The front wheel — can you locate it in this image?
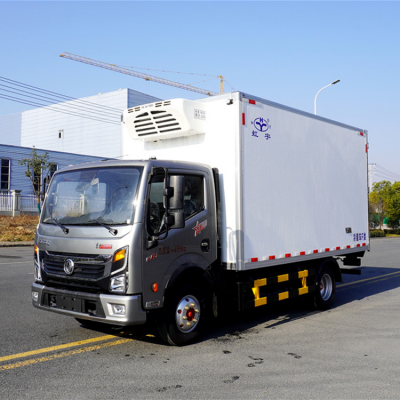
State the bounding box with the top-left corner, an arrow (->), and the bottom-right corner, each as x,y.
313,263 -> 336,310
157,284 -> 208,346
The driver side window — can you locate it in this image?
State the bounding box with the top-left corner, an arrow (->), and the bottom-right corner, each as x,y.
147,174 -> 204,236
182,175 -> 204,219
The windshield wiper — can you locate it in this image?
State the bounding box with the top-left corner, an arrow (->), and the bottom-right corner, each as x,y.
88,220 -> 118,236
47,218 -> 69,234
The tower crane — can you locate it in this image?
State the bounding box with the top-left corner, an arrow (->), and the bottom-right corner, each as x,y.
60,52 -> 224,96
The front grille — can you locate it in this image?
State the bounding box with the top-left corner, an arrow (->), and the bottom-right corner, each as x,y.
41,251 -> 112,282
44,259 -> 105,280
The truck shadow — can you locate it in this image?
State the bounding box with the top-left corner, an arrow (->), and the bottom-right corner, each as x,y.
78,266 -> 400,346
204,265 -> 400,343
334,265 -> 400,305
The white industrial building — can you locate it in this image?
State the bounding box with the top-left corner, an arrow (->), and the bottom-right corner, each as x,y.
0,88 -> 160,159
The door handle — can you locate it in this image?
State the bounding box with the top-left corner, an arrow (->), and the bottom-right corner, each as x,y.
201,239 -> 210,252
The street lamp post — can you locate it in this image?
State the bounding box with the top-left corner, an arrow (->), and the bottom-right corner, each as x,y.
368,163 -> 376,193
314,79 -> 340,115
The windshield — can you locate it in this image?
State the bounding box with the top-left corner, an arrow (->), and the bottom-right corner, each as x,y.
42,166 -> 143,226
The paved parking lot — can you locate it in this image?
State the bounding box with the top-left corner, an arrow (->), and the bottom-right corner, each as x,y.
1,239 -> 400,399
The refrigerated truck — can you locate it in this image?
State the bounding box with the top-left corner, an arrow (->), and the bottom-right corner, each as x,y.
32,92 -> 369,345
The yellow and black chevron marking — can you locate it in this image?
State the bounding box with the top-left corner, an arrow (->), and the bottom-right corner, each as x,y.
250,269 -> 315,308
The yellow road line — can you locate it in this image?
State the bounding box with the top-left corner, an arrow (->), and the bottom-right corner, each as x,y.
0,334 -> 117,363
0,339 -> 131,371
338,270 -> 400,289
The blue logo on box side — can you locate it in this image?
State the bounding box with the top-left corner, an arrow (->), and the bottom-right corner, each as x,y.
251,117 -> 272,140
253,117 -> 271,132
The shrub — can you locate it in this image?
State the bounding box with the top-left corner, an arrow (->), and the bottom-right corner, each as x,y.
384,228 -> 400,235
370,230 -> 386,238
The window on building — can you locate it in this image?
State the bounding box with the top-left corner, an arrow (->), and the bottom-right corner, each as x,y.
59,130 -> 64,139
48,164 -> 58,179
0,159 -> 10,191
44,164 -> 58,192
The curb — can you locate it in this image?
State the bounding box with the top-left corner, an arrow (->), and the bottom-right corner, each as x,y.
0,241 -> 34,247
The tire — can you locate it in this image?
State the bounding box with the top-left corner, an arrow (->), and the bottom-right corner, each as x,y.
313,263 -> 336,310
157,283 -> 208,346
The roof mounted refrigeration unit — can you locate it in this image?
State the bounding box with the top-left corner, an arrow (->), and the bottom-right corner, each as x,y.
123,99 -> 206,142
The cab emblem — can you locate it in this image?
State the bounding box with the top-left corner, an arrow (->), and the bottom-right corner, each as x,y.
64,259 -> 75,275
193,220 -> 207,237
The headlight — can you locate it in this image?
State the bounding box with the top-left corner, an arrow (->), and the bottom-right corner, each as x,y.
34,244 -> 42,283
110,274 -> 127,293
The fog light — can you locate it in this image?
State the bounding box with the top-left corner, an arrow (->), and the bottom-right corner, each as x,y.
111,304 -> 126,315
32,291 -> 39,302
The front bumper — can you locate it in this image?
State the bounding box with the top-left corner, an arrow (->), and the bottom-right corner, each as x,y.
31,282 -> 147,326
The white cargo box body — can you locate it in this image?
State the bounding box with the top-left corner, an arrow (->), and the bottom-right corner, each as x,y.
122,92 -> 369,271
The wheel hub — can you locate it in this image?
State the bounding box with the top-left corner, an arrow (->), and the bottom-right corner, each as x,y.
175,295 -> 200,333
320,274 -> 333,301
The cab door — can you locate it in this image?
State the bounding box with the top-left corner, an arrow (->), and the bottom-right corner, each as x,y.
141,168 -> 216,310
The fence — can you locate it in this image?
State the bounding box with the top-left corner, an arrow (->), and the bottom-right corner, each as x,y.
0,192 -> 13,212
0,191 -> 38,215
20,194 -> 38,212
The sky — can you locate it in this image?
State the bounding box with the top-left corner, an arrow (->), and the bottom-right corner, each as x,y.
0,1 -> 399,183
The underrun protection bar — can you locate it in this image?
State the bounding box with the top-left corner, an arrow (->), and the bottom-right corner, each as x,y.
240,269 -> 316,310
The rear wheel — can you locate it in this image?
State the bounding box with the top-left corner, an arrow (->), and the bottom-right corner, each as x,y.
157,283 -> 208,346
313,263 -> 336,310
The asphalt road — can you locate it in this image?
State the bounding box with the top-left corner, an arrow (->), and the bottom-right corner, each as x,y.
1,239 -> 400,399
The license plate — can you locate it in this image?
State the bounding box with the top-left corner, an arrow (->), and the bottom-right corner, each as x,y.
49,294 -> 83,312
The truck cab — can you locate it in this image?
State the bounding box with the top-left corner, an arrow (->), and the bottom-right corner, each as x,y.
32,159 -> 218,345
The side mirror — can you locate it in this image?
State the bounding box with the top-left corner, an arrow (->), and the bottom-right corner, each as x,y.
147,173 -> 185,249
147,237 -> 158,250
166,210 -> 185,229
163,175 -> 184,210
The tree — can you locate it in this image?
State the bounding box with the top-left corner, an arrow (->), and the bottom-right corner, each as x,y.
369,181 -> 392,229
369,180 -> 400,229
18,147 -> 53,215
385,181 -> 400,228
